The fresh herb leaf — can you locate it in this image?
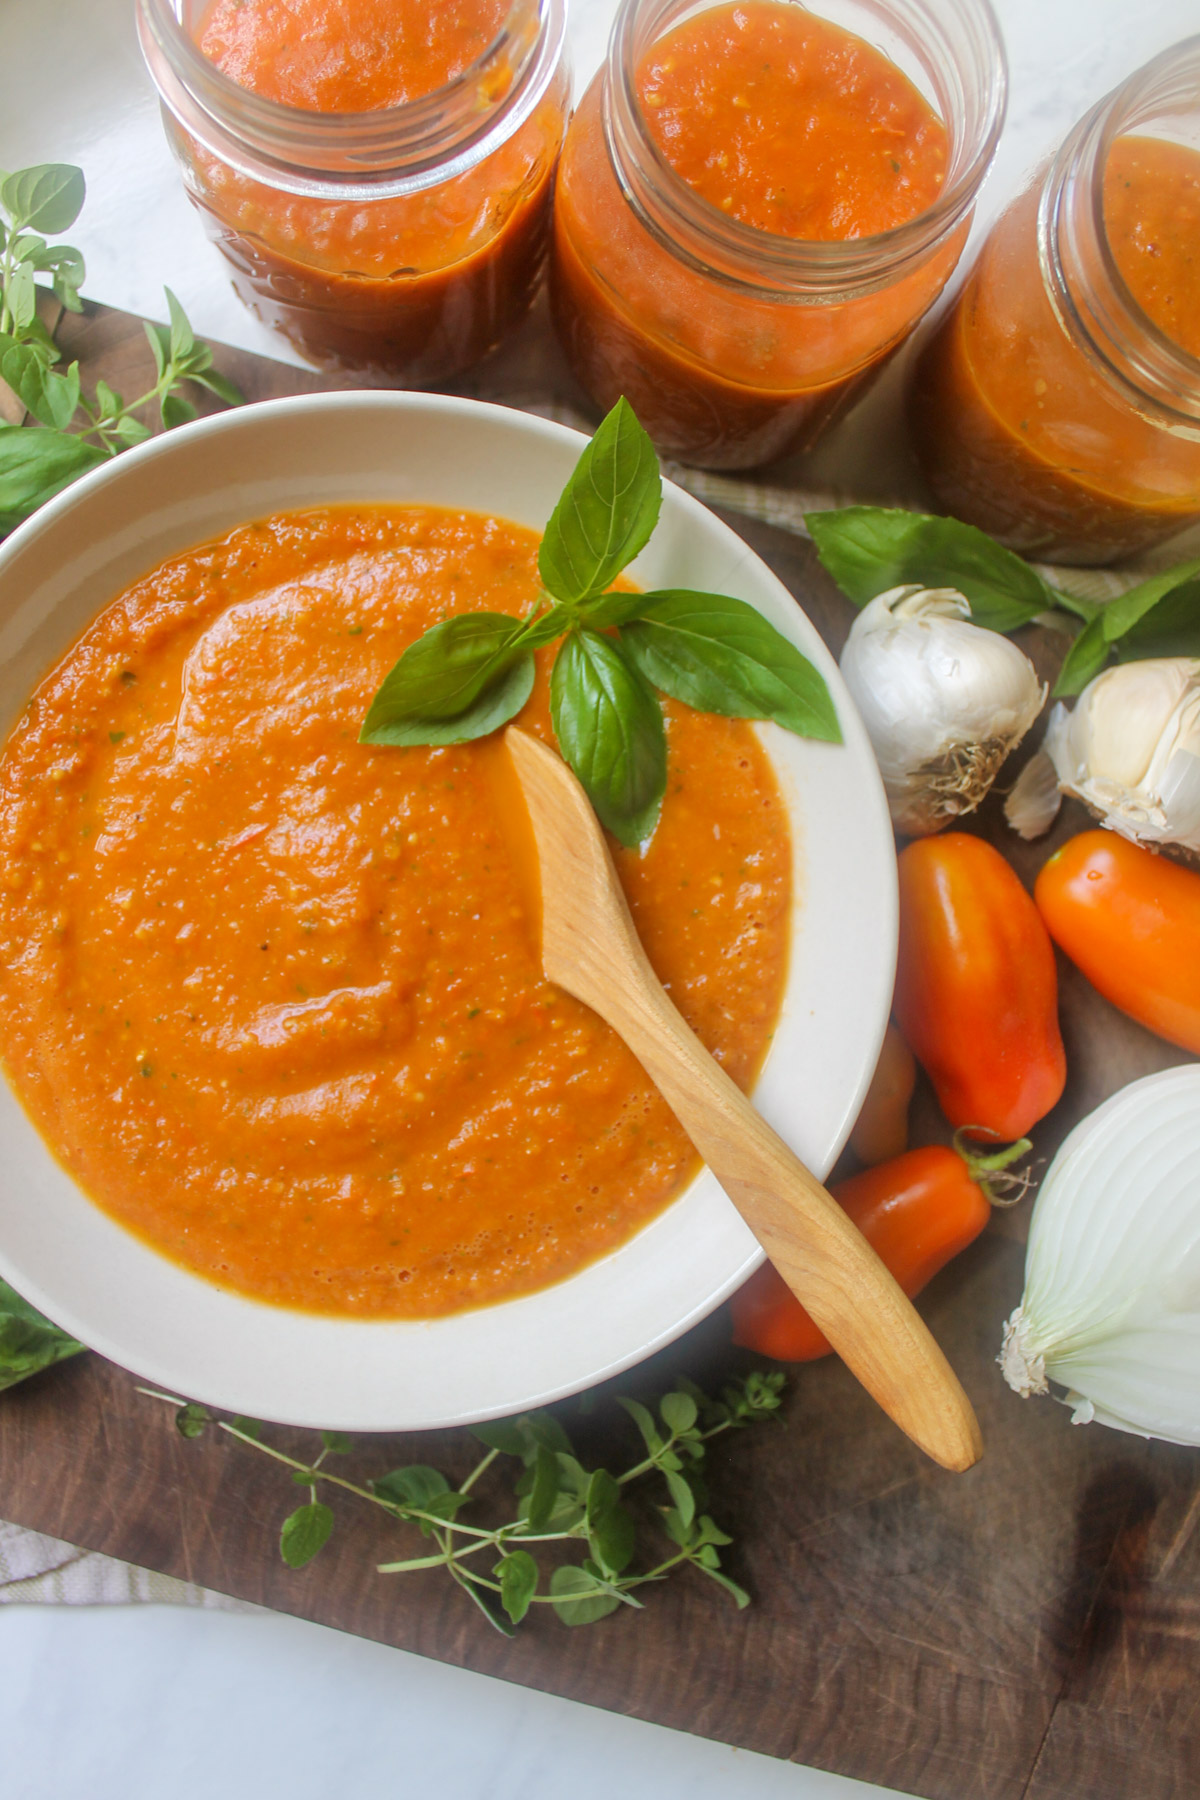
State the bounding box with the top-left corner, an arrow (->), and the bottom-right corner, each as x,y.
538,397 -> 661,603
0,165 -> 85,236
664,1468 -> 696,1528
468,1417 -> 530,1457
175,1401 -> 210,1439
524,1443 -> 563,1533
616,1395 -> 662,1456
807,505 -> 1057,633
0,1276 -> 84,1393
1053,616 -> 1111,697
1116,574 -> 1200,661
620,590 -> 841,742
550,628 -> 666,847
280,1501 -> 334,1569
0,344 -> 79,430
165,286 -> 195,363
659,1390 -> 698,1435
321,1428 -> 352,1455
229,1415 -> 264,1440
1101,559 -> 1200,642
585,1469 -> 636,1575
159,391 -> 197,432
371,1464 -> 450,1509
361,614 -> 531,745
6,260 -> 36,332
496,1549 -> 538,1625
0,427 -> 106,531
549,1564 -> 623,1627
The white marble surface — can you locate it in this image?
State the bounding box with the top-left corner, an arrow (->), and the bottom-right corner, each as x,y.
0,3 -> 1197,1796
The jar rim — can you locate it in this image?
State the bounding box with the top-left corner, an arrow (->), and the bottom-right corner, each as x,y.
1040,35 -> 1200,432
603,0 -> 1008,297
136,0 -> 566,200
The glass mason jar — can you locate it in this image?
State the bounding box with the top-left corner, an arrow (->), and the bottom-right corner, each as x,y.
550,0 -> 1006,471
137,0 -> 570,385
911,40 -> 1200,565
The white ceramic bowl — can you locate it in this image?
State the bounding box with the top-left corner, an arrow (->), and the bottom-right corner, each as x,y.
0,392 -> 895,1429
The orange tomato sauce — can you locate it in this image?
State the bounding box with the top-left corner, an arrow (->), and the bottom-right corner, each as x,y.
552,1 -> 957,468
184,0 -> 566,380
0,507 -> 790,1320
911,136 -> 1200,563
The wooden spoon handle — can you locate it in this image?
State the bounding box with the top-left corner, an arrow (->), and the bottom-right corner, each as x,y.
598,960 -> 982,1471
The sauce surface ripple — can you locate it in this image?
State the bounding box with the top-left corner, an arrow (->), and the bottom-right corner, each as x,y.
0,506 -> 791,1318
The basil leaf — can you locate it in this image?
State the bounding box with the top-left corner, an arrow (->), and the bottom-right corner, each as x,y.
468,1417 -> 531,1457
0,165 -> 85,236
362,612 -> 533,746
807,506 -> 1056,633
496,1550 -> 538,1626
279,1501 -> 334,1569
0,345 -> 79,429
1053,616 -> 1110,697
550,628 -> 666,847
539,397 -> 661,603
549,1564 -> 622,1627
0,427 -> 106,534
143,320 -> 169,382
579,589 -> 650,630
0,1275 -> 84,1394
621,590 -> 841,743
1101,560 -> 1200,642
320,1428 -> 352,1455
1116,575 -> 1200,661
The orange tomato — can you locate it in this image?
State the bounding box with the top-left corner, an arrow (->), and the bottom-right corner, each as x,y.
848,1024 -> 917,1166
894,834 -> 1066,1141
730,1144 -> 992,1362
1035,829 -> 1200,1054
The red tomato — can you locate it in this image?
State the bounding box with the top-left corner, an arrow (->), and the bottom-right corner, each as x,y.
894,833 -> 1066,1140
730,1145 -> 993,1362
1035,830 -> 1200,1054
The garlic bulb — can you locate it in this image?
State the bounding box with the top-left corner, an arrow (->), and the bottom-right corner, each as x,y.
1000,1066 -> 1200,1445
840,586 -> 1045,836
1006,657 -> 1200,853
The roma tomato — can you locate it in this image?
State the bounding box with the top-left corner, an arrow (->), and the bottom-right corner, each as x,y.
1035,830 -> 1200,1054
730,1143 -> 1003,1362
894,833 -> 1066,1141
848,1024 -> 916,1166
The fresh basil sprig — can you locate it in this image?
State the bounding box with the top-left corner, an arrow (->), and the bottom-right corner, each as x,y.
144,1369 -> 785,1633
807,504 -> 1200,699
0,163 -> 242,537
362,399 -> 841,847
0,1275 -> 84,1394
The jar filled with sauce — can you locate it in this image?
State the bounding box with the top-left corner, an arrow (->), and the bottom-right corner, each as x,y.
550,0 -> 1006,471
910,41 -> 1200,565
137,0 -> 569,383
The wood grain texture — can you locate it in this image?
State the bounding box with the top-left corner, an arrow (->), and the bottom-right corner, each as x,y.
506,724 -> 980,1473
2,296 -> 1198,1800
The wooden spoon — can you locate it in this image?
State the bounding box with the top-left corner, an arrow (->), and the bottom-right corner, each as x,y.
505,727 -> 983,1474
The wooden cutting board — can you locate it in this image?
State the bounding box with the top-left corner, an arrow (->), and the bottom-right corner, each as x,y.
2,296 -> 1198,1800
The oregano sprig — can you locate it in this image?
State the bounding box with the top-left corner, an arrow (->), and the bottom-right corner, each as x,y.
806,504 -> 1200,697
0,163 -> 242,537
360,398 -> 841,848
141,1370 -> 785,1634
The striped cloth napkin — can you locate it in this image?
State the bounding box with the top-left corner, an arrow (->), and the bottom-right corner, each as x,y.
0,1517 -> 246,1607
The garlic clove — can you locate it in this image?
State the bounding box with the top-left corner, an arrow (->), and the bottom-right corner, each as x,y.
1004,747 -> 1063,839
1039,657 -> 1200,854
839,584 -> 1046,836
